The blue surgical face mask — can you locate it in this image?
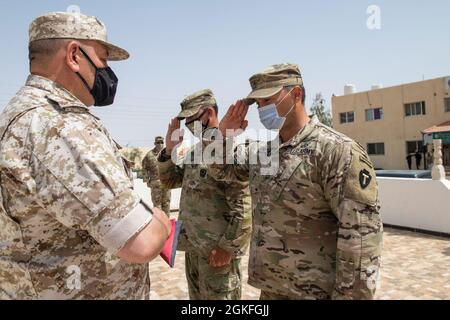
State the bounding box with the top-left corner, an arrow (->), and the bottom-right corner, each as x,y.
258,89 -> 295,131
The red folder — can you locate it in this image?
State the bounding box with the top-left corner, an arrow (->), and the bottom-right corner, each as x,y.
160,219 -> 182,268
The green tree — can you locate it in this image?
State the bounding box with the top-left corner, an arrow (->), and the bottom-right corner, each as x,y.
127,148 -> 143,166
310,93 -> 332,127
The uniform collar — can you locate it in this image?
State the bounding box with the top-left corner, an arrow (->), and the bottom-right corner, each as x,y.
279,115 -> 320,148
152,147 -> 162,156
25,74 -> 88,110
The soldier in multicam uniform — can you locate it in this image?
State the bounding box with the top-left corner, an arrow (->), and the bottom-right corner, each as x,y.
208,64 -> 384,300
142,137 -> 171,215
0,12 -> 172,300
157,89 -> 252,300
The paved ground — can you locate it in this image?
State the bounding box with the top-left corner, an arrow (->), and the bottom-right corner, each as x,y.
148,226 -> 450,300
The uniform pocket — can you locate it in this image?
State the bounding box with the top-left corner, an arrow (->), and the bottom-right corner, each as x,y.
336,259 -> 356,288
203,258 -> 242,298
360,256 -> 381,293
359,213 -> 383,294
206,272 -> 240,294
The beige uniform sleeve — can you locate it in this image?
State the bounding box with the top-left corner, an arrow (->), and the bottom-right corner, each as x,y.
33,113 -> 152,254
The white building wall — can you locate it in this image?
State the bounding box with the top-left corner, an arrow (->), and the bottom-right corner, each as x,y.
378,178 -> 450,234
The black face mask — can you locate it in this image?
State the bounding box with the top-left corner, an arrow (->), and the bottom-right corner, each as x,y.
76,47 -> 119,107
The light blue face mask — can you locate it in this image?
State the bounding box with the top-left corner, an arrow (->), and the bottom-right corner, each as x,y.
258,89 -> 296,131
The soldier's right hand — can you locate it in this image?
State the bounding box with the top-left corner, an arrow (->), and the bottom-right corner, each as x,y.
219,100 -> 249,137
166,117 -> 184,155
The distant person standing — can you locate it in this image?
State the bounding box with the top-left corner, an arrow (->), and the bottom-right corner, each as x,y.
415,149 -> 422,170
406,153 -> 414,170
142,137 -> 171,216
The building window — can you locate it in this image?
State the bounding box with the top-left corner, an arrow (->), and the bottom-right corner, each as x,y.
367,143 -> 385,155
365,108 -> 384,121
405,101 -> 426,117
406,141 -> 423,154
339,112 -> 354,124
445,98 -> 450,113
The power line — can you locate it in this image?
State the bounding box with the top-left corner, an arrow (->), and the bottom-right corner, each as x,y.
117,95 -> 181,102
94,108 -> 175,115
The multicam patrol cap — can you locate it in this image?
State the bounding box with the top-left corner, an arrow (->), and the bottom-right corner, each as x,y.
177,89 -> 217,120
246,63 -> 303,103
29,12 -> 129,61
155,136 -> 164,144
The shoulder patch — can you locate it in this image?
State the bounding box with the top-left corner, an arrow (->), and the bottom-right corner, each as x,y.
359,169 -> 372,189
344,143 -> 377,206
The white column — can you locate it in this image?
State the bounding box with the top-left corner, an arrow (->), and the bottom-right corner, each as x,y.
432,139 -> 446,181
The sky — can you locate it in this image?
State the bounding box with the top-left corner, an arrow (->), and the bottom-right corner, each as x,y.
0,0 -> 449,147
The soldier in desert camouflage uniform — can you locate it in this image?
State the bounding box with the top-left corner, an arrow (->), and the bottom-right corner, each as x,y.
142,137 -> 171,215
0,12 -> 171,300
157,89 -> 252,300
208,64 -> 383,300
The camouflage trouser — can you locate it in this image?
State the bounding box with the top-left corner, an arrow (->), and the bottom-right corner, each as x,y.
149,180 -> 171,216
185,249 -> 242,300
260,290 -> 298,300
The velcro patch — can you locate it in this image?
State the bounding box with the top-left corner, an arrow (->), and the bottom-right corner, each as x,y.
344,144 -> 377,206
359,169 -> 372,189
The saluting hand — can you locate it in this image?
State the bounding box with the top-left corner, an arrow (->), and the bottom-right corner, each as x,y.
166,117 -> 184,155
219,100 -> 249,138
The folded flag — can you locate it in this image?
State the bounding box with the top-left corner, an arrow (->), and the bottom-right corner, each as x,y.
160,219 -> 183,268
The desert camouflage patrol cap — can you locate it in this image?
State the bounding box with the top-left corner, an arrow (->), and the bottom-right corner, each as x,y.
177,89 -> 217,120
246,63 -> 303,104
155,136 -> 164,144
29,12 -> 129,61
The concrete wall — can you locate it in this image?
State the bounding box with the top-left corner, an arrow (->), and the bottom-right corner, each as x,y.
378,177 -> 450,234
332,77 -> 450,170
